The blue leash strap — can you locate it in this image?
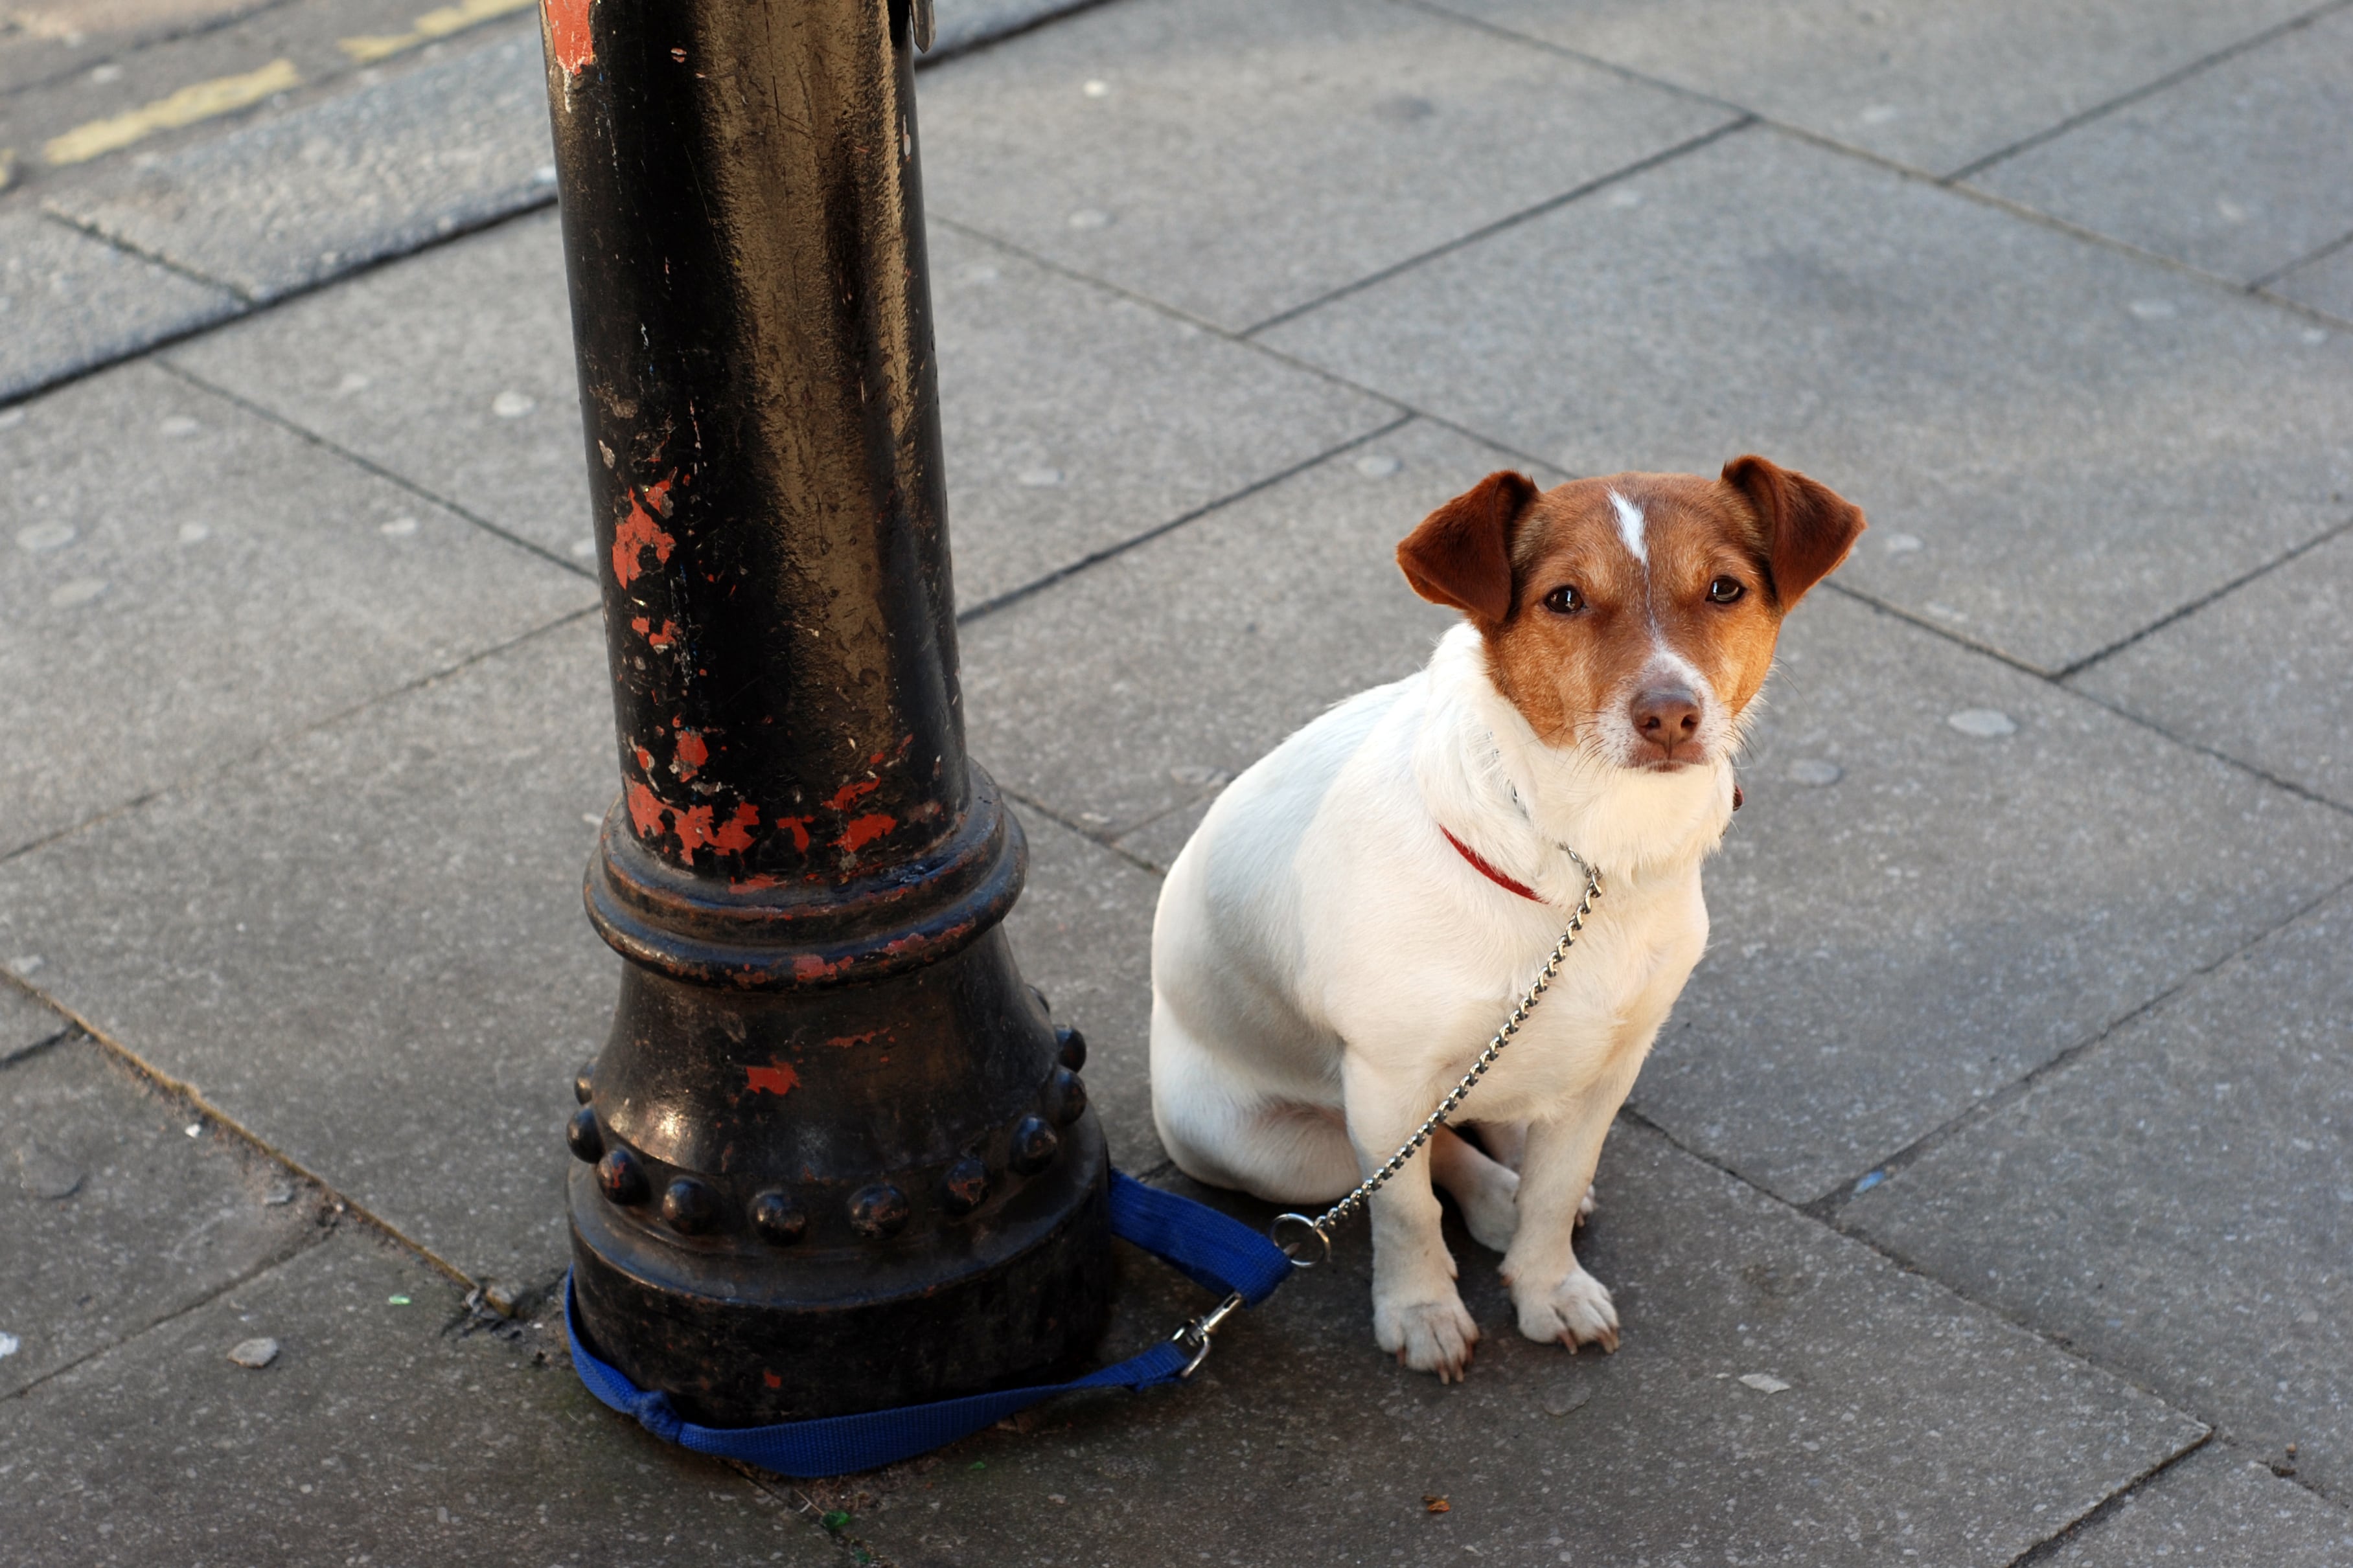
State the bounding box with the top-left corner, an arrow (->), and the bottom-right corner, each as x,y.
564,1170 -> 1296,1478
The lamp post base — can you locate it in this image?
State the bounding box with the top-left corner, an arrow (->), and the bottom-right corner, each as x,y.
568,1115 -> 1108,1426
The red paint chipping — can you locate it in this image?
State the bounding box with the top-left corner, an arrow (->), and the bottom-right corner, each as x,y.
544,0 -> 594,74
674,729 -> 709,777
826,778 -> 880,811
647,620 -> 676,650
670,804 -> 717,853
826,1030 -> 880,1050
633,744 -> 654,771
610,477 -> 677,587
628,778 -> 757,859
793,954 -> 836,982
763,1370 -> 782,1389
838,813 -> 895,852
626,781 -> 665,838
745,1061 -> 800,1096
776,815 -> 812,852
714,802 -> 758,852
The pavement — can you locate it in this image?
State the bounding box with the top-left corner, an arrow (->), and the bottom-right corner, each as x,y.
4,0 -> 2352,1563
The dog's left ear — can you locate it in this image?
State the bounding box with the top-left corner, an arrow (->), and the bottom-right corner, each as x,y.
1721,455 -> 1866,609
1396,470 -> 1540,626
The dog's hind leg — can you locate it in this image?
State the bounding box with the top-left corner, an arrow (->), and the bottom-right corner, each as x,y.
1151,999 -> 1357,1205
1471,1119 -> 1528,1172
1429,1125 -> 1519,1253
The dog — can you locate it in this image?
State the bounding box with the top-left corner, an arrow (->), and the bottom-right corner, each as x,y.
1148,456 -> 1864,1380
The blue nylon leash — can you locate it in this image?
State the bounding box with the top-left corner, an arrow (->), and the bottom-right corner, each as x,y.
565,1171 -> 1296,1478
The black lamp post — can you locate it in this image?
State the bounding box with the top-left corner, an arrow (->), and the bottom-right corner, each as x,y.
542,0 -> 1110,1424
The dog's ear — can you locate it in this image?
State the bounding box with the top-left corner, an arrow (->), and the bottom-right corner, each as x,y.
1721,455 -> 1866,609
1397,470 -> 1541,625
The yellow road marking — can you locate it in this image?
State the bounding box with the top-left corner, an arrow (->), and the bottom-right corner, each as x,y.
339,0 -> 536,65
44,58 -> 301,166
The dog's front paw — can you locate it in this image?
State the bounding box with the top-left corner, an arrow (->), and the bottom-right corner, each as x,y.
1375,1293 -> 1480,1383
1513,1267 -> 1620,1354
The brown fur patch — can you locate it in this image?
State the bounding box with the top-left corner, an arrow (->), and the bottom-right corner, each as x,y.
1400,460 -> 1864,762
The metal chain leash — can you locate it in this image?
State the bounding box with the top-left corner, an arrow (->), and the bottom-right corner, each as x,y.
1171,848 -> 1603,1374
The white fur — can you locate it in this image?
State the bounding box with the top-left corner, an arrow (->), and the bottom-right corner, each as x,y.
1609,489 -> 1647,566
1151,622 -> 1734,1379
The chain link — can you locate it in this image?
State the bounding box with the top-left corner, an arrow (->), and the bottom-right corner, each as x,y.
1272,847 -> 1603,1261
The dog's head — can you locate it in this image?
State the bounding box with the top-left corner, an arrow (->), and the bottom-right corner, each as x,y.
1397,457 -> 1865,771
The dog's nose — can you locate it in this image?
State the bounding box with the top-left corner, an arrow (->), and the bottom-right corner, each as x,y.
1630,687 -> 1701,758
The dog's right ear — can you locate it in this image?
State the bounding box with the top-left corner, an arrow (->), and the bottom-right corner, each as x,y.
1396,470 -> 1539,626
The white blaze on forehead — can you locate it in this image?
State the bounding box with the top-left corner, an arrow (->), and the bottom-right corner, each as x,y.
1609,489 -> 1647,566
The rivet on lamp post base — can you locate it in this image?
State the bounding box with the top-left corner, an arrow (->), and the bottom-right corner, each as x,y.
541,0 -> 1110,1424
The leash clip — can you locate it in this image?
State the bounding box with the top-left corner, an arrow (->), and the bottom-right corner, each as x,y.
1170,1290 -> 1246,1378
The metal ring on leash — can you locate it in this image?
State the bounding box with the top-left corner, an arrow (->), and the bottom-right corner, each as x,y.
1269,1212 -> 1331,1269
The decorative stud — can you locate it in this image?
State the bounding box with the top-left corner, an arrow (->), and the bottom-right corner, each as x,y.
848,1182 -> 911,1240
573,1064 -> 595,1104
566,1105 -> 604,1162
596,1147 -> 648,1205
1009,1114 -> 1059,1175
750,1190 -> 808,1246
1045,1067 -> 1087,1127
662,1177 -> 718,1234
941,1155 -> 990,1216
1054,1025 -> 1086,1071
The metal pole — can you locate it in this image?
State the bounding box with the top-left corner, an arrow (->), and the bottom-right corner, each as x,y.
542,0 -> 1108,1424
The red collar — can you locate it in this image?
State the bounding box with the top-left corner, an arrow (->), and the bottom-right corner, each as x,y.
1439,826 -> 1543,903
1442,779 -> 1737,904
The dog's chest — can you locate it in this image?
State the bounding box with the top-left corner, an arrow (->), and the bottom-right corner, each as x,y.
1472,879 -> 1703,1102
1311,858 -> 1707,1111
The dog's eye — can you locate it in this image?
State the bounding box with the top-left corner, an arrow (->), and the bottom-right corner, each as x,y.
1543,585 -> 1584,615
1706,576 -> 1745,604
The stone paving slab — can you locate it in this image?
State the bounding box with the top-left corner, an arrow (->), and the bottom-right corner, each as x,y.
958,411 -> 2353,1203
0,1034 -> 326,1398
1639,590 -> 2353,1202
928,224 -> 1398,606
918,0 -> 1734,332
0,1228 -> 834,1567
0,211 -> 238,402
0,981 -> 69,1065
2045,1446 -> 2353,1566
1849,883 -> 2353,1502
0,617 -> 615,1290
46,32 -> 555,304
1260,126 -> 2353,676
0,359 -> 593,857
1427,0 -> 2319,179
2273,240 -> 2353,321
165,210 -> 594,562
1108,795 -> 1209,874
930,0 -> 1105,61
1001,810 -> 1165,1174
840,1123 -> 2201,1566
2070,525 -> 2353,809
0,0 -> 526,196
170,208 -> 1396,607
1968,6 -> 2353,285
960,420 -> 1513,837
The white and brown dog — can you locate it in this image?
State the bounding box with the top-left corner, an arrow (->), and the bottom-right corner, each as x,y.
1149,457 -> 1864,1380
